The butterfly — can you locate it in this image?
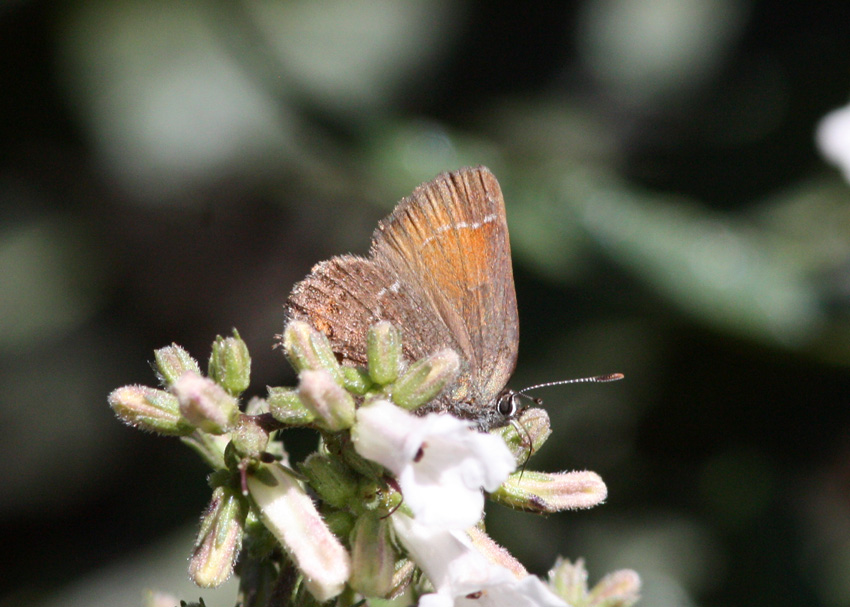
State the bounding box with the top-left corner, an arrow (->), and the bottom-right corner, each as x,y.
284,167 -> 522,431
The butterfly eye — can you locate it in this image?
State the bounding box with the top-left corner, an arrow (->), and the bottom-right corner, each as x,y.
497,391 -> 517,417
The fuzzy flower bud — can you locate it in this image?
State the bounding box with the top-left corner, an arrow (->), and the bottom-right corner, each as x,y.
490,470 -> 607,513
548,558 -> 641,607
188,486 -> 246,588
173,371 -> 239,434
298,369 -> 356,431
465,526 -> 528,579
208,330 -> 251,396
299,452 -> 359,509
392,348 -> 460,411
495,407 -> 552,462
549,556 -> 588,605
267,387 -> 316,426
247,463 -> 351,602
588,569 -> 642,607
341,366 -> 373,395
367,321 -> 402,385
282,321 -> 343,383
230,414 -> 270,459
154,344 -> 201,387
108,385 -> 194,436
348,511 -> 396,597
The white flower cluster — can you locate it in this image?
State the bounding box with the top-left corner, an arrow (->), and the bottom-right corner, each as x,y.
353,399 -> 563,606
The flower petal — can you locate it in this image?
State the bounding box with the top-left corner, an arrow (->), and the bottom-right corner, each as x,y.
353,400 -> 515,529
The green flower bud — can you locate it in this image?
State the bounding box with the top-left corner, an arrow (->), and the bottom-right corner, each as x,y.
188,486 -> 246,588
341,366 -> 373,395
298,370 -> 355,432
173,371 -> 240,434
267,387 -> 316,426
367,321 -> 401,385
323,509 -> 356,540
392,348 -> 460,411
154,344 -> 201,387
208,330 -> 251,396
282,321 -> 343,384
299,453 -> 359,509
548,557 -> 589,605
108,385 -> 194,436
349,511 -> 396,597
489,470 -> 607,513
494,407 -> 552,462
230,414 -> 270,459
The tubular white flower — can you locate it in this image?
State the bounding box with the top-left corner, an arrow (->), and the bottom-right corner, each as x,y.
246,463 -> 351,602
392,514 -> 567,607
352,400 -> 515,529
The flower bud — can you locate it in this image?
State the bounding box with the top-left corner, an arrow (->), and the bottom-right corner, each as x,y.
588,569 -> 642,607
391,348 -> 460,411
341,366 -> 373,395
367,321 -> 401,385
247,463 -> 351,602
108,385 -> 194,436
548,557 -> 588,604
244,396 -> 268,416
173,371 -> 240,434
299,452 -> 359,508
323,509 -> 357,540
188,486 -> 246,588
465,526 -> 527,579
494,407 -> 552,462
282,321 -> 343,383
489,470 -> 607,513
298,369 -> 356,431
208,330 -> 251,396
230,414 -> 270,459
349,511 -> 396,597
154,344 -> 201,387
267,387 -> 316,426
548,558 -> 642,607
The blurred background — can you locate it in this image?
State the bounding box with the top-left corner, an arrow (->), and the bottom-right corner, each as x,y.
3,1 -> 850,606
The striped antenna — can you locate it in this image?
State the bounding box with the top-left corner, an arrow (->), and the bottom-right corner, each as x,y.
515,373 -> 624,405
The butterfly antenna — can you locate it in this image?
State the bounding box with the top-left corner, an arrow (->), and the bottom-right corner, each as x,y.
517,373 -> 624,399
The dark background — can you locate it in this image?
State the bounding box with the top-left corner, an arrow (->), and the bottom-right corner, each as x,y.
3,2 -> 850,606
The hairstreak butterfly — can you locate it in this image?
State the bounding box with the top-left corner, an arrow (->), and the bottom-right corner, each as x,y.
285,166 -> 619,431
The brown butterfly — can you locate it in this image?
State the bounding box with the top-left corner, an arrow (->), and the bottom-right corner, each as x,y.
285,167 -> 520,430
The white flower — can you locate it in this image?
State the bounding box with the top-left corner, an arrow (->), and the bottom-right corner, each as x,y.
246,463 -> 351,602
817,103 -> 850,182
392,514 -> 567,607
352,400 -> 516,529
